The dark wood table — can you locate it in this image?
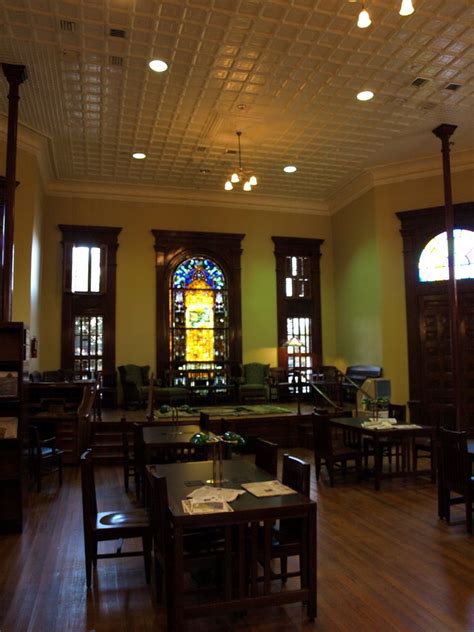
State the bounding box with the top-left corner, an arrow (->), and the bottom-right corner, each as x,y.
330,417 -> 436,490
142,423 -> 201,463
146,459 -> 317,630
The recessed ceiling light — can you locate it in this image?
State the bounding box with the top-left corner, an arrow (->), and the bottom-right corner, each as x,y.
283,165 -> 297,173
149,59 -> 168,73
357,90 -> 374,101
132,152 -> 146,160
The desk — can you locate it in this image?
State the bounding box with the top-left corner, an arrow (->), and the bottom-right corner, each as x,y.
147,459 -> 317,630
330,417 -> 436,491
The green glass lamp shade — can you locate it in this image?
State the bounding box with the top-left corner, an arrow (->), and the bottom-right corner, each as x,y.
222,430 -> 246,446
190,431 -> 211,445
159,404 -> 171,414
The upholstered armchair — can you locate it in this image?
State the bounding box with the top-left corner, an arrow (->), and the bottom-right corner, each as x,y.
238,363 -> 270,403
118,364 -> 152,409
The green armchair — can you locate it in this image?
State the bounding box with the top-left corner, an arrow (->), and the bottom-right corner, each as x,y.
118,364 -> 152,409
239,363 -> 270,403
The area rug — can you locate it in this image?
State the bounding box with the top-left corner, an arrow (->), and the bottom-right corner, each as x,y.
156,403 -> 293,419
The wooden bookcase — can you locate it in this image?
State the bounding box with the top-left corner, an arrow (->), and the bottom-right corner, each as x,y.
0,321 -> 27,533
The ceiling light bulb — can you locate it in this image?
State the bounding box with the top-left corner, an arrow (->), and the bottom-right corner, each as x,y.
357,90 -> 374,101
399,0 -> 414,16
148,59 -> 168,73
283,165 -> 297,173
224,180 -> 233,191
231,172 -> 240,183
249,175 -> 257,186
357,8 -> 371,28
132,152 -> 146,159
243,181 -> 252,191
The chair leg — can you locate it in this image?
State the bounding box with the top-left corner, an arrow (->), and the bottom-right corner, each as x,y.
280,555 -> 288,583
466,497 -> 473,535
124,462 -> 129,493
315,457 -> 321,481
143,534 -> 152,583
327,459 -> 335,487
84,538 -> 93,588
58,455 -> 63,487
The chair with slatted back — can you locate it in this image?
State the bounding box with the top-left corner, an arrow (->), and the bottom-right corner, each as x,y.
28,425 -> 64,492
438,427 -> 473,534
363,403 -> 407,470
313,413 -> 361,486
121,416 -> 135,493
80,449 -> 152,588
272,454 -> 311,582
255,438 -> 278,477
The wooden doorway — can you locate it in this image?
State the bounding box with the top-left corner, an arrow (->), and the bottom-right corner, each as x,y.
397,202 -> 474,431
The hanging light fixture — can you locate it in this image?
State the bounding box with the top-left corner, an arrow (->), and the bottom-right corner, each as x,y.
399,0 -> 415,16
349,1 -> 414,27
357,4 -> 371,28
224,131 -> 258,192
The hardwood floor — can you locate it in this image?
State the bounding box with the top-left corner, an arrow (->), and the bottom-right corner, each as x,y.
0,450 -> 473,632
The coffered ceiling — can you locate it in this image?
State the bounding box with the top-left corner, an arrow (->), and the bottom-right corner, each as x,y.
0,0 -> 473,204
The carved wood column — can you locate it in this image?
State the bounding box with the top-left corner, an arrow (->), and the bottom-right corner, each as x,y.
1,64 -> 27,322
432,123 -> 463,429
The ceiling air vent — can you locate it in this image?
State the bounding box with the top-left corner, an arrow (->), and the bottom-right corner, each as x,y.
411,77 -> 430,88
420,101 -> 437,111
109,56 -> 123,67
225,149 -> 237,155
60,20 -> 76,32
110,28 -> 126,38
446,83 -> 461,91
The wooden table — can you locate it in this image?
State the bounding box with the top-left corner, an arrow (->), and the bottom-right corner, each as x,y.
142,423 -> 202,463
330,417 -> 436,490
146,459 -> 317,630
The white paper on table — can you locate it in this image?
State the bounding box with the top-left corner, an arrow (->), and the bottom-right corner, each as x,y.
182,498 -> 234,514
241,480 -> 297,497
186,485 -> 245,503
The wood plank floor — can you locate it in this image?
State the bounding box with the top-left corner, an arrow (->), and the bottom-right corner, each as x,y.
0,449 -> 473,632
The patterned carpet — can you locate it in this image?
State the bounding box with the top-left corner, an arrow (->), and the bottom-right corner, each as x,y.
156,403 -> 293,419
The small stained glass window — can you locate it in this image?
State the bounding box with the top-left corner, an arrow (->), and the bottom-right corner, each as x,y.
418,229 -> 474,282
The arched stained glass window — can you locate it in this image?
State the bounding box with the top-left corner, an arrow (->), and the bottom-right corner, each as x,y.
170,257 -> 229,381
418,229 -> 474,282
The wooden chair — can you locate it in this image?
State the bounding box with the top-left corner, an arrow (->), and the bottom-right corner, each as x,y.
28,425 -> 63,492
363,403 -> 407,470
438,428 -> 473,534
80,449 -> 152,588
271,454 -> 311,583
121,416 -> 135,493
313,414 -> 361,486
255,438 -> 278,477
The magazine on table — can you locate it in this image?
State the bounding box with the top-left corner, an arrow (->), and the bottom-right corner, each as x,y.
241,480 -> 297,497
182,498 -> 234,515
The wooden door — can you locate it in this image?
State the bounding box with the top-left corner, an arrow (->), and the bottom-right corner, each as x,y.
397,202 -> 474,431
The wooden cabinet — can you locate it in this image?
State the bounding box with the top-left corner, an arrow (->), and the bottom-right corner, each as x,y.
0,322 -> 28,533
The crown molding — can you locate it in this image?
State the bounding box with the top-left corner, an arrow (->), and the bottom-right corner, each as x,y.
45,179 -> 330,216
0,116 -> 55,184
326,148 -> 474,215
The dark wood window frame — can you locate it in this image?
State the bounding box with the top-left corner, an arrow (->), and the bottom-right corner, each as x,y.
152,229 -> 245,383
59,224 -> 121,383
272,236 -> 324,369
397,201 -> 474,430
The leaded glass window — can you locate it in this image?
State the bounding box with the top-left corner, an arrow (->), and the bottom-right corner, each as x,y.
418,229 -> 474,282
170,257 -> 228,380
286,317 -> 312,393
74,315 -> 103,376
285,256 -> 311,298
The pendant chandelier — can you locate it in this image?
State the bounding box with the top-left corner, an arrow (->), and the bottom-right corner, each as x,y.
224,131 -> 258,192
350,0 -> 414,29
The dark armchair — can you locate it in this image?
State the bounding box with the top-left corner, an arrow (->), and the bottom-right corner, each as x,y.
238,362 -> 270,403
118,364 -> 152,409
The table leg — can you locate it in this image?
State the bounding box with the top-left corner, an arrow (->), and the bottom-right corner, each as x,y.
373,434 -> 382,491
168,524 -> 184,631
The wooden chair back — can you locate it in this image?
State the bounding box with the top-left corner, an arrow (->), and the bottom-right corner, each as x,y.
388,403 -> 406,422
312,414 -> 333,458
439,427 -> 470,495
255,438 -> 278,476
149,473 -> 169,555
282,454 -> 310,498
80,449 -> 98,536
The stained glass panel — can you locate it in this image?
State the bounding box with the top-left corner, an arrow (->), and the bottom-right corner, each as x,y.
419,229 -> 474,282
170,257 -> 228,369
